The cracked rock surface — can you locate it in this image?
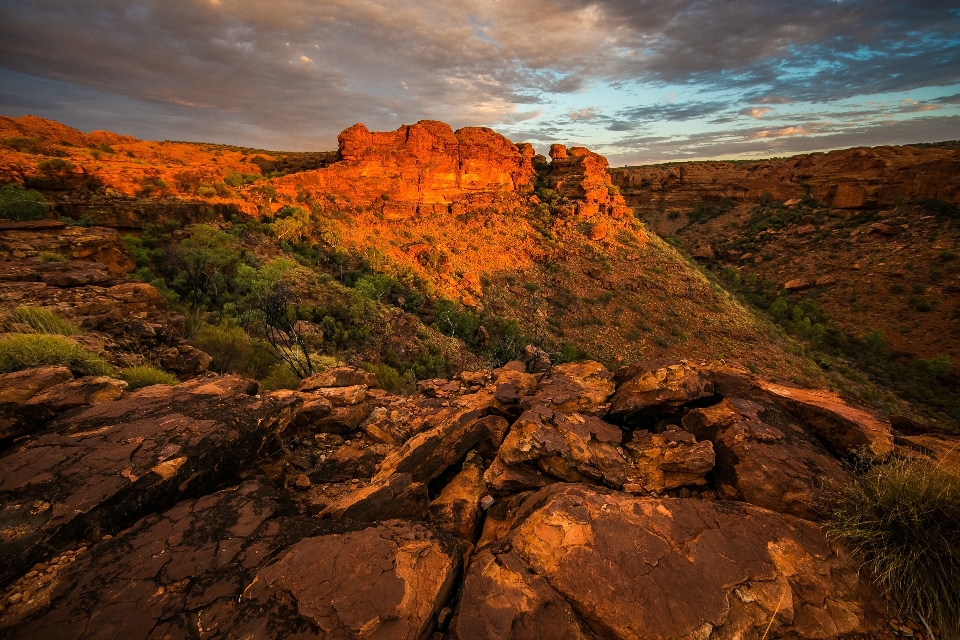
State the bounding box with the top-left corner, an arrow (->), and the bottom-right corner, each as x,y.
0,480 -> 461,640
0,376 -> 297,586
452,484 -> 887,640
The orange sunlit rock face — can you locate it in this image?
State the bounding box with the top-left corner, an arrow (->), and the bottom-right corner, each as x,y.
546,144 -> 630,218
273,120 -> 536,218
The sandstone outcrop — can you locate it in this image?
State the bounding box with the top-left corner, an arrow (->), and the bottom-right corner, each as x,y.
0,376 -> 297,586
0,480 -> 461,640
683,398 -> 848,518
453,485 -> 888,639
0,224 -> 133,276
274,120 -> 536,218
0,353 -> 908,638
546,144 -> 631,218
610,142 -> 960,217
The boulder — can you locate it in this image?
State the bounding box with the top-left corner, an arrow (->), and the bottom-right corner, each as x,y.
524,361 -> 615,416
453,485 -> 887,640
684,398 -> 848,518
308,442 -> 391,483
0,366 -> 74,443
497,406 -> 629,488
428,452 -> 487,541
758,382 -> 893,457
312,383 -> 368,406
0,480 -> 461,640
299,366 -> 377,391
608,361 -> 714,416
521,345 -> 552,373
373,395 -> 495,483
17,376 -> 127,423
624,427 -> 715,493
159,344 -> 212,375
483,455 -> 555,492
288,393 -> 334,430
312,401 -> 372,434
0,376 -> 297,587
320,473 -> 429,522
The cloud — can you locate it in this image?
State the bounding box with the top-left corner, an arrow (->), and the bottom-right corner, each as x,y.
897,99 -> 941,113
604,115 -> 960,165
750,126 -> 812,139
739,106 -> 773,118
0,0 -> 957,153
568,107 -> 599,121
757,95 -> 793,104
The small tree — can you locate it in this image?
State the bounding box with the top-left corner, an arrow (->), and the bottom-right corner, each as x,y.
0,183 -> 49,221
36,158 -> 75,188
258,283 -> 313,378
170,225 -> 242,315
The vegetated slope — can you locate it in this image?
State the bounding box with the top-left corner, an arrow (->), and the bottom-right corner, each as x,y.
610,146 -> 960,427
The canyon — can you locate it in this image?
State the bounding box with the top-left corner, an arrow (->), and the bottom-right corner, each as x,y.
0,115 -> 958,639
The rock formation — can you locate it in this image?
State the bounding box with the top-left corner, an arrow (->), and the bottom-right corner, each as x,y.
3,351 -> 951,638
545,143 -> 631,218
273,120 -> 537,218
609,142 -> 960,215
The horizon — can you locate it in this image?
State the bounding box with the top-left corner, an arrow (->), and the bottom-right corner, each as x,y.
4,112 -> 958,168
1,1 -> 959,165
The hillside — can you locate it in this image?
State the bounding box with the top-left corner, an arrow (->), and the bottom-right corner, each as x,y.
0,115 -> 818,384
609,146 -> 960,426
2,115 -> 960,639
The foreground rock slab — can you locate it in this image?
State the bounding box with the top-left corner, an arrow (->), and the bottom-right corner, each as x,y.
0,376 -> 298,587
453,484 -> 887,640
758,382 -> 893,458
0,480 -> 461,640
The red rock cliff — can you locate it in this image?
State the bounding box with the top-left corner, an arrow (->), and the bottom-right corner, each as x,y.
275,120 -> 537,218
610,142 -> 960,215
547,144 -> 630,218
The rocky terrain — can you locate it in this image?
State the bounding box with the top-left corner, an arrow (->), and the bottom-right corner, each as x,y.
610,145 -> 960,426
1,115 -> 959,638
3,345 -> 956,638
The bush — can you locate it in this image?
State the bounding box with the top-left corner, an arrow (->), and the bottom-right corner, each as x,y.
0,334 -> 114,375
824,457 -> 960,637
192,322 -> 254,374
38,251 -> 67,263
260,363 -> 301,390
120,365 -> 178,390
363,362 -> 416,394
14,306 -> 80,335
0,183 -> 49,221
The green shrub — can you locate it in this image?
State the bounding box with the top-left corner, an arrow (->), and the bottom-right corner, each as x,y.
14,306 -> 80,335
260,363 -> 301,390
0,183 -> 49,221
38,251 -> 67,263
192,322 -> 254,374
824,457 -> 960,637
916,301 -> 932,312
363,362 -> 416,394
0,334 -> 114,375
120,365 -> 178,389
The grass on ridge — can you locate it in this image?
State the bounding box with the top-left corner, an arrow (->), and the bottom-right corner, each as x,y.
12,306 -> 81,335
119,365 -> 179,390
0,333 -> 114,376
823,455 -> 960,637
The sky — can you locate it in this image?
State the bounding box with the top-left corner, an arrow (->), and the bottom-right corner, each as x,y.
1,0 -> 959,164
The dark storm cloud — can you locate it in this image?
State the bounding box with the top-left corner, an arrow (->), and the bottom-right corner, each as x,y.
0,0 -> 957,152
589,0 -> 960,100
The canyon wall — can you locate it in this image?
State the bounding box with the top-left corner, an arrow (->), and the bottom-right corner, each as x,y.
609,142 -> 960,215
273,120 -> 537,218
